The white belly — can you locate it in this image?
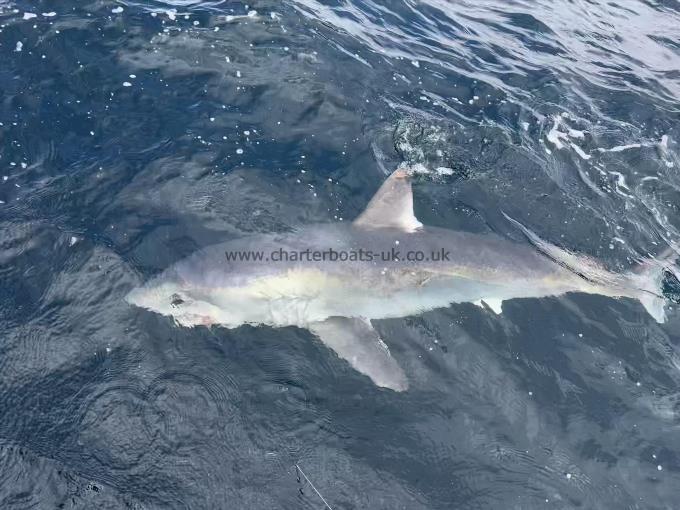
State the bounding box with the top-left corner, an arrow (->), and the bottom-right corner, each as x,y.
200,269 -> 581,328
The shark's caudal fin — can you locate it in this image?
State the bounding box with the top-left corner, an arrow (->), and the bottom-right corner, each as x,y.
504,212 -> 679,323
628,246 -> 679,323
308,317 -> 408,391
354,167 -> 423,232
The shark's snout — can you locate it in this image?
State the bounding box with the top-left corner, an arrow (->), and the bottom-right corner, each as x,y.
124,287 -> 145,307
125,280 -> 224,328
125,282 -> 174,311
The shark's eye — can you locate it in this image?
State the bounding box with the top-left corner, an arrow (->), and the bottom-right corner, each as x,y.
170,294 -> 185,307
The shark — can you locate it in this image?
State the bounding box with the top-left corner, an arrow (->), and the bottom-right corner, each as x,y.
126,167 -> 678,391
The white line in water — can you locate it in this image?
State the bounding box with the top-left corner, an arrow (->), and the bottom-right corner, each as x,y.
295,463 -> 334,510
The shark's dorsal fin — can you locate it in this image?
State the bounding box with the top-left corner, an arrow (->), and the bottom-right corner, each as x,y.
354,167 -> 423,232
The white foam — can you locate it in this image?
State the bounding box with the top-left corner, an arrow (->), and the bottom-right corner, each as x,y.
609,171 -> 630,190
222,10 -> 258,22
570,143 -> 591,160
408,163 -> 430,175
546,114 -> 594,160
608,171 -> 634,198
435,167 -> 454,176
596,144 -> 642,153
546,116 -> 568,149
402,163 -> 455,178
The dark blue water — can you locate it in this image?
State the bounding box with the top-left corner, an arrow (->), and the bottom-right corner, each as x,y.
1,0 -> 679,508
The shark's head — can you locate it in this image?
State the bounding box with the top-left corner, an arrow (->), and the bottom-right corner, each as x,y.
125,270 -> 221,327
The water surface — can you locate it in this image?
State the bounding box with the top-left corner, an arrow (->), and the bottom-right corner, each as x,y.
1,0 -> 679,508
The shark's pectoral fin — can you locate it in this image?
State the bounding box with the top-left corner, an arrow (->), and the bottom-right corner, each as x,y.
353,167 -> 422,232
308,317 -> 408,391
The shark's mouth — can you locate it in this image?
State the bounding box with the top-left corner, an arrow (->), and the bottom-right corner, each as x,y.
175,312 -> 218,328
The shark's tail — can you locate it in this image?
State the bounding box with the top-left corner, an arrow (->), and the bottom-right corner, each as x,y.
627,246 -> 679,323
503,212 -> 628,287
503,212 -> 679,322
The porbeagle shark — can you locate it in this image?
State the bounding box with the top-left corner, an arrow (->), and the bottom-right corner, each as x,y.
126,167 -> 678,390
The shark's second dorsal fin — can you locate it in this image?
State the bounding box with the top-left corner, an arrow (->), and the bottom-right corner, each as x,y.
353,167 -> 423,232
